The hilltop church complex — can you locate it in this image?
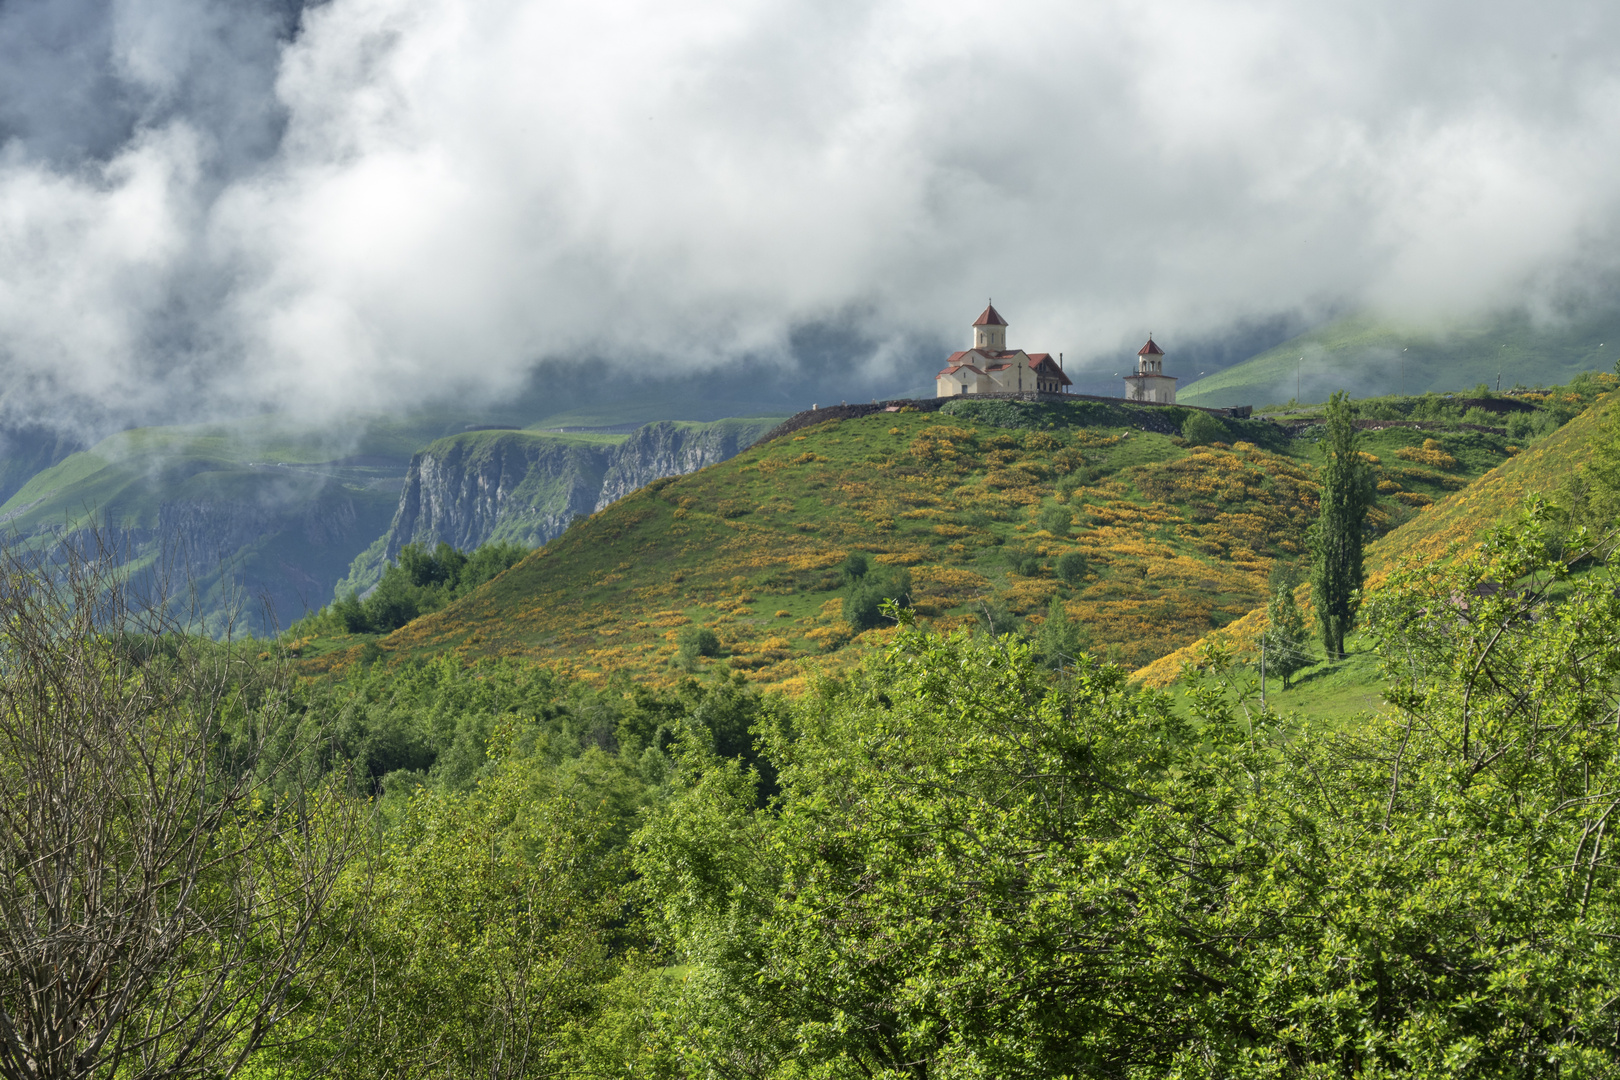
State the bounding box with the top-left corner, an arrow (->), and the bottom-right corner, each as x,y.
935,304 -> 1177,404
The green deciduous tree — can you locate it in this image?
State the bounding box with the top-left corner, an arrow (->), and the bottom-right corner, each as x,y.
1033,593 -> 1091,669
1038,503 -> 1072,535
0,538 -> 365,1080
1055,549 -> 1089,584
1258,585 -> 1311,689
633,509 -> 1620,1076
319,726 -> 629,1080
326,540 -> 529,635
1310,390 -> 1374,659
1181,410 -> 1228,446
844,566 -> 911,631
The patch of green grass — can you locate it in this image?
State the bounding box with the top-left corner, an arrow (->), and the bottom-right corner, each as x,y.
1258,637 -> 1385,723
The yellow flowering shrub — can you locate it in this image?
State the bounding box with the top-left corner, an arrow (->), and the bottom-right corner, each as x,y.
1396,439 -> 1457,470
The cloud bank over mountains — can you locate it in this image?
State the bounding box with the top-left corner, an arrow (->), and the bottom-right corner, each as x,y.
1,0 -> 1618,428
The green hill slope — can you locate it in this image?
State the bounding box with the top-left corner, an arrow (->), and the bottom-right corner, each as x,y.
1133,376 -> 1619,706
298,397 -> 1533,688
1178,309 -> 1620,408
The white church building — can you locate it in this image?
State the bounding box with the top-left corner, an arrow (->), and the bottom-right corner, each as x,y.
935,304 -> 1072,397
935,305 -> 1179,404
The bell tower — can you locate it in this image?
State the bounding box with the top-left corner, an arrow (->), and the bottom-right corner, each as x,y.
972,301 -> 1007,351
1123,335 -> 1177,403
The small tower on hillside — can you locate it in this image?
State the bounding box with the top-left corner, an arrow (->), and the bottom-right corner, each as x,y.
1123,335 -> 1177,404
972,301 -> 1007,350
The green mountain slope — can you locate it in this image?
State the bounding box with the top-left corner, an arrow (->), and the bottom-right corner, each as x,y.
1178,309 -> 1620,408
296,396 -> 1534,688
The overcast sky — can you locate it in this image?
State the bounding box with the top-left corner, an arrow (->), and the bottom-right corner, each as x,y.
0,0 -> 1617,428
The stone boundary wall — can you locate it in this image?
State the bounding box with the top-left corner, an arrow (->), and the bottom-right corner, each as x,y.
758,398 -> 949,444
757,391 -> 1252,446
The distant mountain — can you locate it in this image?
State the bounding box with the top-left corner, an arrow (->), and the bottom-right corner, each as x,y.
0,422 -> 409,636
0,411 -> 781,635
1178,310 -> 1620,407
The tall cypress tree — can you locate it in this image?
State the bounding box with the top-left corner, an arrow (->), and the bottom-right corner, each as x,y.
1310,391 -> 1374,660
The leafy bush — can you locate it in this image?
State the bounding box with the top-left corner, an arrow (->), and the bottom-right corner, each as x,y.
1008,551 -> 1042,577
674,625 -> 723,670
1181,410 -> 1228,446
1055,550 -> 1088,584
1037,504 -> 1072,536
845,567 -> 912,631
683,626 -> 721,657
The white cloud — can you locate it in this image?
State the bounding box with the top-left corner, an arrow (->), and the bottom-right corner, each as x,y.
3,0 -> 1620,420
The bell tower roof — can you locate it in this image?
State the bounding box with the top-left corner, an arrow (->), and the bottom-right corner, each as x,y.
973,302 -> 1008,327
1138,335 -> 1164,356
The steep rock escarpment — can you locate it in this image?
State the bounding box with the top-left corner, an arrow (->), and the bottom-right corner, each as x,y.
594,421 -> 763,510
147,484 -> 396,632
352,419 -> 777,596
386,434 -> 609,557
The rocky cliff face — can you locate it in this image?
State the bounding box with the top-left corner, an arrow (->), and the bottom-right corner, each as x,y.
593,421 -> 761,510
386,435 -> 608,557
354,419 -> 775,593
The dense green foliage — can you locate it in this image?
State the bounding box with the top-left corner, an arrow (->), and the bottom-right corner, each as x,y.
1310,391 -> 1375,659
626,513 -> 1620,1076
300,540 -> 528,636
1181,408 -> 1228,445
34,383 -> 1620,1079
222,496 -> 1620,1077
844,562 -> 913,632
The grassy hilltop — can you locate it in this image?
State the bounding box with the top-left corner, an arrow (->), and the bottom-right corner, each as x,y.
296,395 -> 1532,687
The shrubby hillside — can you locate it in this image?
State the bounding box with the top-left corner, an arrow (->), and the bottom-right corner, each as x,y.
1134,374 -> 1618,694
296,394 -> 1536,684
25,380 -> 1620,1080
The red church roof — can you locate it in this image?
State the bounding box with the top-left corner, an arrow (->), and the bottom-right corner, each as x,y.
972,303 -> 1008,327
1138,337 -> 1164,356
